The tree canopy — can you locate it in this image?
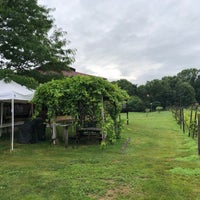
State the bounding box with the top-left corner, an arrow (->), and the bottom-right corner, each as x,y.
0,0 -> 75,71
0,68 -> 38,89
112,79 -> 137,96
175,81 -> 196,106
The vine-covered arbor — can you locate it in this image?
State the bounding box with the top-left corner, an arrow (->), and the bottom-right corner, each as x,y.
32,76 -> 128,144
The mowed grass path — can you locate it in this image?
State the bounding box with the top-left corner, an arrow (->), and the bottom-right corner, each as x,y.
0,111 -> 200,200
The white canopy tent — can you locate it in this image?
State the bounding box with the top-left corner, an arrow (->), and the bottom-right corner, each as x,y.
0,79 -> 35,151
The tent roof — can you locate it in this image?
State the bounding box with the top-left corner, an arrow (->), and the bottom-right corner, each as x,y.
0,79 -> 35,101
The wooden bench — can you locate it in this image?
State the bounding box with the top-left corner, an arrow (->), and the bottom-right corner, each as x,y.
77,127 -> 102,143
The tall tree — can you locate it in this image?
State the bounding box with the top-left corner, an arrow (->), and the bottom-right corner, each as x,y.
177,68 -> 200,103
137,85 -> 148,100
112,79 -> 137,96
175,81 -> 196,106
177,68 -> 200,88
161,76 -> 178,106
145,79 -> 167,107
0,0 -> 75,71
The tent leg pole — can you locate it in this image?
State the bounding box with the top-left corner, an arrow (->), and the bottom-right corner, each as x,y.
0,102 -> 3,137
11,99 -> 14,151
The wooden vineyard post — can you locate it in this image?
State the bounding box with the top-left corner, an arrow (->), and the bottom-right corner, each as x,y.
179,107 -> 184,132
198,114 -> 200,155
179,107 -> 182,130
182,108 -> 185,133
188,106 -> 193,137
193,104 -> 198,139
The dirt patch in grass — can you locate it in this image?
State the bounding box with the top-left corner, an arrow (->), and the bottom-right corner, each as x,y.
97,185 -> 139,200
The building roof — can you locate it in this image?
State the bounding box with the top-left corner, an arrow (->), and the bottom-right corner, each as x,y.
62,70 -> 90,77
36,66 -> 105,79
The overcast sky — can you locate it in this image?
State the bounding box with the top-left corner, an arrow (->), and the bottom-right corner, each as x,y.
38,0 -> 200,85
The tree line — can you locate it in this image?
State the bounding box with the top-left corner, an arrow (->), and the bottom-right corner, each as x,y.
113,68 -> 200,112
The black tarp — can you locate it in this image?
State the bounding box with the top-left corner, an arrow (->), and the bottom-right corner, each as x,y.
18,118 -> 46,144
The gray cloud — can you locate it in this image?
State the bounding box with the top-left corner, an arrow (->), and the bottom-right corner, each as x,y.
39,0 -> 200,85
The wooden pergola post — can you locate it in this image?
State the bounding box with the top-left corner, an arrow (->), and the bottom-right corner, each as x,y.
60,124 -> 69,148
51,118 -> 57,145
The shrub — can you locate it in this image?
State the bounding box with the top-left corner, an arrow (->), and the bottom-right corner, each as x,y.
127,95 -> 145,112
156,106 -> 163,113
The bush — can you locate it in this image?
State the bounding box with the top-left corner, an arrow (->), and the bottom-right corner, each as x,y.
156,106 -> 163,113
127,95 -> 145,112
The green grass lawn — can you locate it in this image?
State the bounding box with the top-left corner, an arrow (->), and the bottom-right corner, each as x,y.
0,111 -> 200,200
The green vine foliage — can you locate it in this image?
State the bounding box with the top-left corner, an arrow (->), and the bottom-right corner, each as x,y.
33,76 -> 128,118
172,107 -> 198,138
102,116 -> 116,144
189,121 -> 198,137
184,113 -> 190,130
32,76 -> 129,138
180,108 -> 198,137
